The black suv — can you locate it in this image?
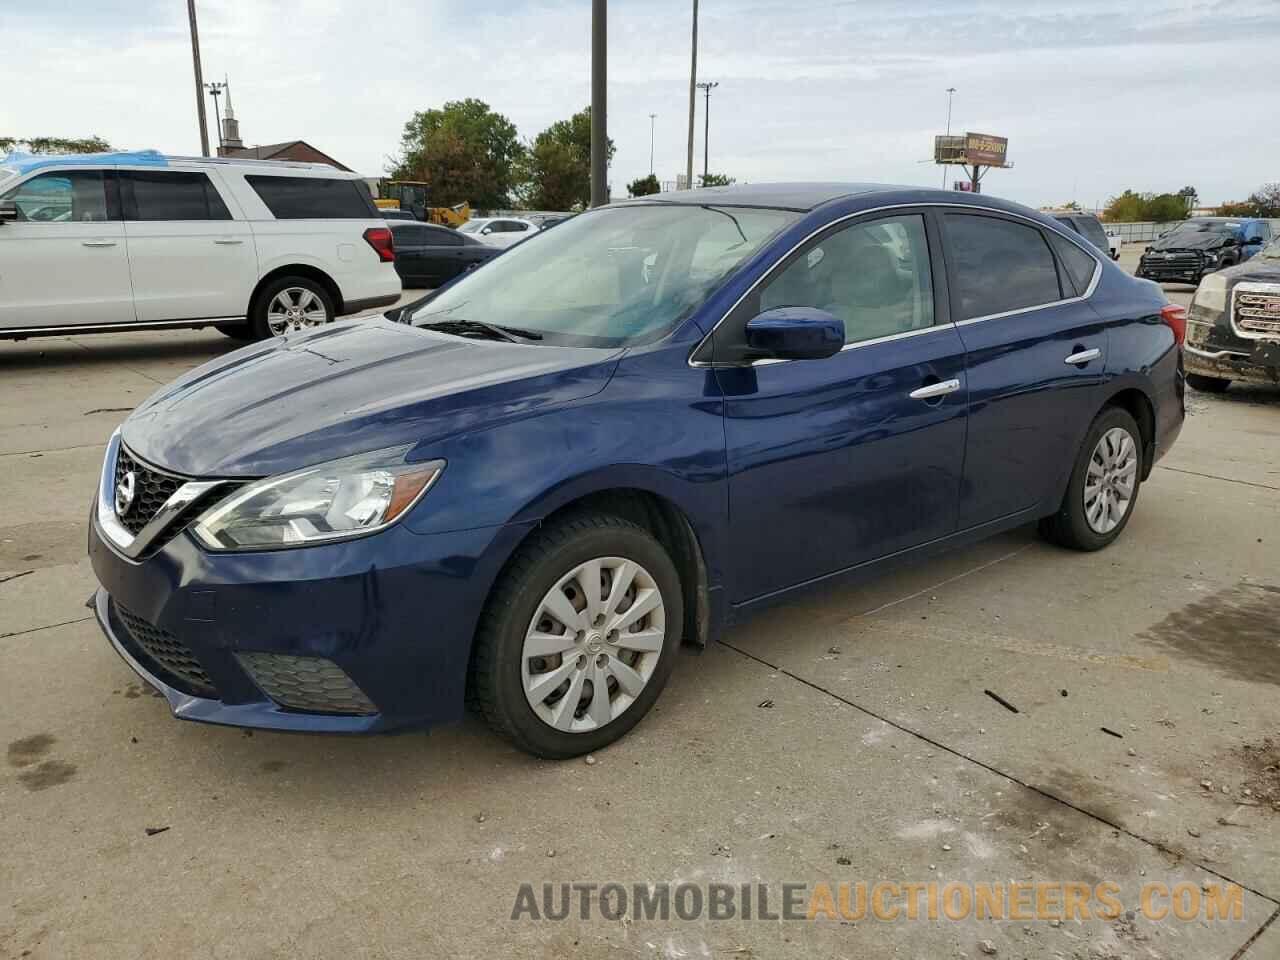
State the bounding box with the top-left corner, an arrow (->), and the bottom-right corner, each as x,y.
1050,211 -> 1116,260
1138,217 -> 1273,286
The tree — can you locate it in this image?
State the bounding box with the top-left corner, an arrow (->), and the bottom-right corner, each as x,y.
1,136 -> 111,155
391,99 -> 523,209
1217,183 -> 1280,218
627,174 -> 660,198
1101,189 -> 1190,222
519,107 -> 615,211
699,173 -> 735,188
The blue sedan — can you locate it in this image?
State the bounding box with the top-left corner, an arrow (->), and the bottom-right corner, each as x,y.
89,183 -> 1185,757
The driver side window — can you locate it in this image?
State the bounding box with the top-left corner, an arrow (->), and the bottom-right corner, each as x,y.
2,171 -> 111,223
759,214 -> 935,344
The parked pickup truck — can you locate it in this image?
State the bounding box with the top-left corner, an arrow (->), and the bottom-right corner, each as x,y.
1137,217 -> 1273,286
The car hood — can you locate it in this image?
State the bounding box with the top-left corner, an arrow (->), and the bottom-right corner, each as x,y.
1219,256 -> 1280,284
1147,233 -> 1234,253
121,317 -> 622,477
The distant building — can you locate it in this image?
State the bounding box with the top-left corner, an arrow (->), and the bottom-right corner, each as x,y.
213,81 -> 352,171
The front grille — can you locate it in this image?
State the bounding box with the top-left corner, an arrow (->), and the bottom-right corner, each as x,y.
114,602 -> 218,698
1236,291 -> 1280,338
113,446 -> 187,535
238,653 -> 376,715
1143,253 -> 1201,272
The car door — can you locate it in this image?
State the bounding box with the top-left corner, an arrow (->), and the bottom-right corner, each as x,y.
419,224 -> 468,281
0,168 -> 134,329
941,211 -> 1110,529
714,210 -> 968,602
389,223 -> 429,283
121,168 -> 257,321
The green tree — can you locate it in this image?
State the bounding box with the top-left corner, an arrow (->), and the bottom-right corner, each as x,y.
627,174 -> 660,198
1,136 -> 111,155
519,107 -> 615,211
1102,189 -> 1191,222
1145,193 -> 1190,222
392,99 -> 523,209
1218,183 -> 1280,218
698,173 -> 735,188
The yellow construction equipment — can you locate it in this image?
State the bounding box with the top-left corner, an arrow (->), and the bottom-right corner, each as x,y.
375,180 -> 470,228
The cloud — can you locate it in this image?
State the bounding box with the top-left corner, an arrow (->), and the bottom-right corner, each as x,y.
3,0 -> 1278,208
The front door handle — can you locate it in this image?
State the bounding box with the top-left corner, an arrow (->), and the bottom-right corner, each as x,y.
213,238 -> 244,245
909,378 -> 962,401
81,239 -> 117,247
1064,347 -> 1102,365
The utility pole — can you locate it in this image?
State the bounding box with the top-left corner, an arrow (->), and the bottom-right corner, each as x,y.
187,0 -> 211,157
942,86 -> 955,189
697,81 -> 718,183
590,0 -> 608,207
206,81 -> 226,152
685,0 -> 698,190
649,113 -> 657,175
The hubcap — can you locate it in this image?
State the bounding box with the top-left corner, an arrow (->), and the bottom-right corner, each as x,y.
521,557 -> 665,733
266,287 -> 328,336
1084,426 -> 1138,534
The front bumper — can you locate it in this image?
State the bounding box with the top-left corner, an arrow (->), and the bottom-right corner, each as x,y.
1185,342 -> 1280,385
89,506 -> 527,733
1137,256 -> 1214,283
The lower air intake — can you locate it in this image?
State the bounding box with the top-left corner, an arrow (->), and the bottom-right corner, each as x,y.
237,653 -> 376,715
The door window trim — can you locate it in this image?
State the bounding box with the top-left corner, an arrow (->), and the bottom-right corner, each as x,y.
687,201 -> 1102,367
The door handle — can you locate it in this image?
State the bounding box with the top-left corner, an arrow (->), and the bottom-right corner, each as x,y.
213,238 -> 244,245
908,378 -> 962,401
81,240 -> 117,247
1064,347 -> 1102,365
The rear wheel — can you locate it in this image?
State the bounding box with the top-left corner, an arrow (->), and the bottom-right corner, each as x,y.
249,276 -> 334,341
1039,407 -> 1143,551
1187,374 -> 1231,393
470,514 -> 683,758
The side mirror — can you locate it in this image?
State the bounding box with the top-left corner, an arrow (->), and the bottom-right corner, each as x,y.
481,226 -> 493,235
0,201 -> 17,223
1244,236 -> 1263,245
745,307 -> 844,361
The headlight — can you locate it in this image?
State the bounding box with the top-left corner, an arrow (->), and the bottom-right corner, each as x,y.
1192,271 -> 1228,313
192,446 -> 444,551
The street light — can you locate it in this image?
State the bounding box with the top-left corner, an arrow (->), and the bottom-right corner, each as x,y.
942,86 -> 956,189
205,81 -> 226,151
649,113 -> 657,175
696,80 -> 718,184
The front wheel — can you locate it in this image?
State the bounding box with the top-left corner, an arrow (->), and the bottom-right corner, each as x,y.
1039,407 -> 1143,551
249,276 -> 335,341
470,514 -> 683,758
1187,374 -> 1231,393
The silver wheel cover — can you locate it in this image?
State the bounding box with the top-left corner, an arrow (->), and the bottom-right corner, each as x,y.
521,557 -> 666,733
1084,426 -> 1138,534
266,286 -> 328,336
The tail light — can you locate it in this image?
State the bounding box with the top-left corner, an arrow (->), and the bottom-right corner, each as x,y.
1160,303 -> 1186,347
363,227 -> 395,263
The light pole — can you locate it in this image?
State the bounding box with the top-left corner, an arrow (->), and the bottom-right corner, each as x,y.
590,0 -> 608,207
696,80 -> 718,184
649,113 -> 657,175
942,86 -> 956,189
205,81 -> 225,152
685,0 -> 698,189
187,0 -> 210,156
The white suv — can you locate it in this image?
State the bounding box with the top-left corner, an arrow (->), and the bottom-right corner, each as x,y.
0,151 -> 400,341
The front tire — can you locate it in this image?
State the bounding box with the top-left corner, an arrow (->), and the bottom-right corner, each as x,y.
1187,374 -> 1231,393
248,276 -> 335,341
1039,407 -> 1143,551
470,514 -> 683,759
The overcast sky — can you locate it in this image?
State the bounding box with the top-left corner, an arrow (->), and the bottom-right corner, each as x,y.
3,0 -> 1277,209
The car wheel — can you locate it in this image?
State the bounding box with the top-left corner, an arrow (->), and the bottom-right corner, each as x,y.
1187,374 -> 1231,393
470,513 -> 683,758
1039,407 -> 1143,551
249,276 -> 335,340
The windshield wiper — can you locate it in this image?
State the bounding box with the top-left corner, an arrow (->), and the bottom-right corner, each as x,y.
418,319 -> 543,342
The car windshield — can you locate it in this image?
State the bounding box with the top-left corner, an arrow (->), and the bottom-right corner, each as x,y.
1168,220 -> 1239,236
406,203 -> 800,347
0,167 -> 16,187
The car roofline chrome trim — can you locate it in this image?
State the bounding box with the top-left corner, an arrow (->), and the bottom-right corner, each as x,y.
686,200 -> 1103,368
96,429 -> 229,561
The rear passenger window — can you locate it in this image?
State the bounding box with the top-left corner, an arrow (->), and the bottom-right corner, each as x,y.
944,214 -> 1063,320
1077,217 -> 1109,252
246,176 -> 376,219
126,171 -> 230,221
759,214 -> 935,345
1047,233 -> 1098,297
425,227 -> 462,246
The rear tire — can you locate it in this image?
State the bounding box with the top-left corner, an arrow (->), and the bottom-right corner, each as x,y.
248,275 -> 335,341
1187,374 -> 1231,393
1039,407 -> 1143,552
470,513 -> 683,759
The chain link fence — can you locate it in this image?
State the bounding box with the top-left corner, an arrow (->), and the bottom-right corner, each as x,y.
1105,219 -> 1280,246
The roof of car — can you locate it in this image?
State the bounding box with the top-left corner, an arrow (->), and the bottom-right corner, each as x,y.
615,181 -> 1047,213
1,149 -> 345,177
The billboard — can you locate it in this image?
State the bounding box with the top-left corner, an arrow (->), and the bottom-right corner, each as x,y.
934,132 -> 1009,167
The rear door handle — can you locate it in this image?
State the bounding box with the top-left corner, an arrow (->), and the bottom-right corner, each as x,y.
908,378 -> 962,400
1064,348 -> 1102,365
213,238 -> 244,245
81,240 -> 117,247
